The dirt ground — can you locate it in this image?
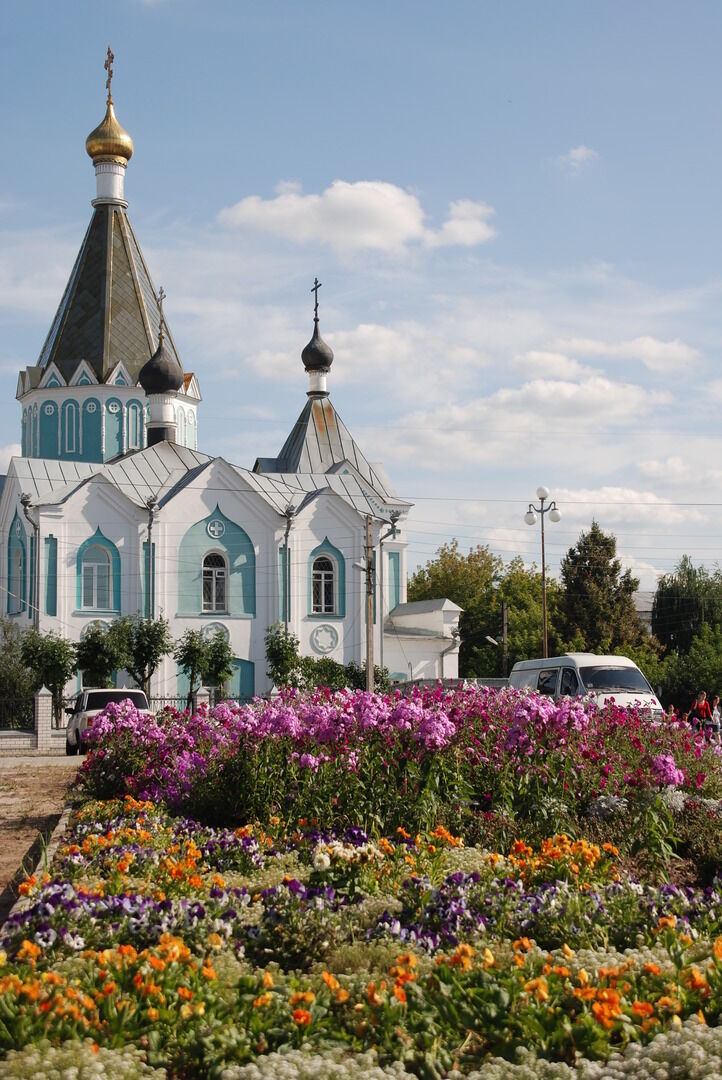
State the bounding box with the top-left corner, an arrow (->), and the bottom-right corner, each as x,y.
0,759 -> 81,925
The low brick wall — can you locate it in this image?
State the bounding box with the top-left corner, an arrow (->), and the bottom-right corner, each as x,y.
0,688 -> 70,756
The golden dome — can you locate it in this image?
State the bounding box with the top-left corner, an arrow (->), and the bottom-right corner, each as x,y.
85,101 -> 134,164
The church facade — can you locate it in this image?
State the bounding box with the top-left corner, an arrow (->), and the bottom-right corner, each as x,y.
0,59 -> 460,701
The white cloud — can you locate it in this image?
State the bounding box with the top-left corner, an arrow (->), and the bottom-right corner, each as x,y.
557,145 -> 599,171
218,181 -> 495,254
555,486 -> 707,527
556,335 -> 699,372
638,456 -> 690,481
512,349 -> 597,379
0,443 -> 20,471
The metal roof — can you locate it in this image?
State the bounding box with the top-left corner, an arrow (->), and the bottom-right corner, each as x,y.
254,397 -> 395,498
36,205 -> 183,385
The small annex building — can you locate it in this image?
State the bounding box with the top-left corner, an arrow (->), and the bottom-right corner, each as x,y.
0,59 -> 460,701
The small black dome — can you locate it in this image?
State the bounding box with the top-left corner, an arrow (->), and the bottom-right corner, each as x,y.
139,334 -> 184,394
302,322 -> 334,372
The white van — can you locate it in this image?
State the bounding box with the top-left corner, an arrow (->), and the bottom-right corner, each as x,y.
508,653 -> 663,718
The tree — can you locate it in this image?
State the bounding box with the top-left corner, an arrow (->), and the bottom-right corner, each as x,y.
661,623 -> 722,709
558,522 -> 647,652
112,614 -> 173,697
0,618 -> 35,728
652,556 -> 722,656
203,631 -> 234,698
408,541 -> 502,676
265,624 -> 306,688
20,629 -> 76,724
75,623 -> 124,688
264,624 -> 391,692
174,630 -> 208,710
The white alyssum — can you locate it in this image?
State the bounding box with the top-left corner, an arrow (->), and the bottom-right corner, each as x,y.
2,1039 -> 166,1079
219,1046 -> 408,1078
586,795 -> 629,819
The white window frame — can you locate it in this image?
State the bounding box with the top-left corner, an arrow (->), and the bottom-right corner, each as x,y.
202,551 -> 228,613
312,555 -> 337,615
81,545 -> 111,610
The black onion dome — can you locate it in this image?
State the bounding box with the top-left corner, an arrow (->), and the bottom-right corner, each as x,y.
302,322 -> 334,372
139,335 -> 184,394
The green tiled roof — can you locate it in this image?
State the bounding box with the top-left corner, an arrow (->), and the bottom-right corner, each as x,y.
37,205 -> 183,385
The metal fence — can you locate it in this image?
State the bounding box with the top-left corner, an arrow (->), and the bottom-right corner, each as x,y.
0,696 -> 34,731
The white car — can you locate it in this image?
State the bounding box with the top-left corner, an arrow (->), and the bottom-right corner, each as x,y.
65,688 -> 150,755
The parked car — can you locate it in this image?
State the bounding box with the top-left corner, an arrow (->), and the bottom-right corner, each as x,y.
508,653 -> 663,719
65,688 -> 150,755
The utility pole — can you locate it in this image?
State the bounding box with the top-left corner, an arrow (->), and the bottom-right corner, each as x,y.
145,496 -> 157,619
365,516 -> 375,692
283,505 -> 294,631
378,510 -> 401,674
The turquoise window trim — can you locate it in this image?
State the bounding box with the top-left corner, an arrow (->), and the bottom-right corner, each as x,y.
388,551 -> 400,611
29,533 -> 35,616
39,401 -> 58,458
76,528 -> 121,612
81,397 -> 102,463
279,545 -> 290,622
172,612 -> 254,620
45,535 -> 57,616
177,505 -> 256,617
62,400 -> 79,456
7,513 -> 26,615
142,541 -> 155,618
307,537 -> 346,619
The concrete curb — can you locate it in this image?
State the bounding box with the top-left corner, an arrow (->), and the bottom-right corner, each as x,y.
2,802 -> 75,926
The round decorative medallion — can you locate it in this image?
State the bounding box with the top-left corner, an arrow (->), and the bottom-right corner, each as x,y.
44,404 -> 55,415
202,622 -> 229,641
207,519 -> 225,539
86,401 -> 97,413
310,624 -> 339,655
108,402 -> 121,414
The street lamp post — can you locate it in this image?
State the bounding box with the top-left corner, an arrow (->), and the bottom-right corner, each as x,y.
524,486 -> 561,659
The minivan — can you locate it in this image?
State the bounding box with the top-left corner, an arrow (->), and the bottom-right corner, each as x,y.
508,653 -> 663,718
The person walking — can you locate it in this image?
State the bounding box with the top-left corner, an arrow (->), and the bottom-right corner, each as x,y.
710,695 -> 722,744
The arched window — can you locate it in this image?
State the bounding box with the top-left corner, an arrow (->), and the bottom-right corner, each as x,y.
312,555 -> 336,614
81,544 -> 111,609
177,407 -> 186,446
202,552 -> 228,612
62,401 -> 78,454
9,546 -> 23,614
127,401 -> 143,450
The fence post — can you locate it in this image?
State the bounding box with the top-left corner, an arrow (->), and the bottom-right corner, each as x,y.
35,686 -> 53,753
194,687 -> 210,712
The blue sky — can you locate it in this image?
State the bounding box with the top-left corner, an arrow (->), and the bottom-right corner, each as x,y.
3,1 -> 722,588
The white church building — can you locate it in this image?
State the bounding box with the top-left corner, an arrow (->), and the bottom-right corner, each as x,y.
0,60 -> 460,701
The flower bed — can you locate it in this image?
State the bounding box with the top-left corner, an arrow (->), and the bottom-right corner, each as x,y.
3,687 -> 722,1077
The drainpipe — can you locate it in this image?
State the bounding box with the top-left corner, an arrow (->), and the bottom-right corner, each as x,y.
440,628 -> 461,680
20,493 -> 40,630
378,511 -> 401,675
145,496 -> 157,619
283,505 -> 294,630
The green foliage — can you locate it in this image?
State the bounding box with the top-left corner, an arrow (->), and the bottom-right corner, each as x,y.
661,623 -> 722,708
20,628 -> 76,723
204,630 -> 234,693
0,617 -> 34,728
653,555 -> 722,656
112,615 -> 173,696
264,624 -> 390,692
174,629 -> 207,709
559,521 -> 648,652
75,622 -> 125,687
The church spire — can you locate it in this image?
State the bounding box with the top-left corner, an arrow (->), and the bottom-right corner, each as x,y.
301,277 -> 334,397
85,47 -> 134,206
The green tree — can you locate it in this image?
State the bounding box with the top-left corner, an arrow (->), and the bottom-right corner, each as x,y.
20,629 -> 76,724
112,614 -> 173,697
652,556 -> 722,656
174,630 -> 208,710
0,618 -> 35,728
75,623 -> 124,688
559,522 -> 647,652
204,631 -> 234,698
661,623 -> 722,709
408,541 -> 502,676
265,624 -> 306,688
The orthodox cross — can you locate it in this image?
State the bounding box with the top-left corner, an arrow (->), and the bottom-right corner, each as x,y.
311,277 -> 322,324
104,47 -> 115,105
157,286 -> 166,343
